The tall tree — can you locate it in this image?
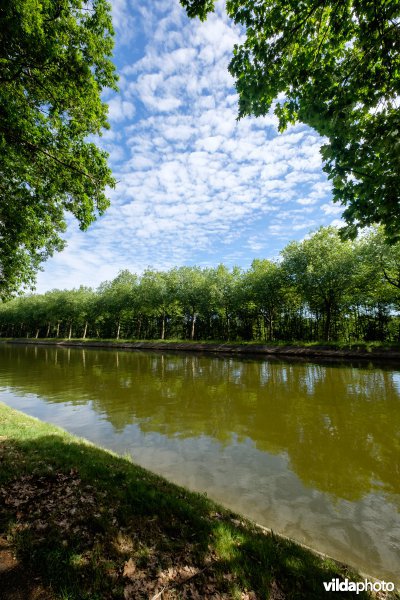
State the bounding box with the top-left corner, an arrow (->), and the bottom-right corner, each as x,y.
140,270 -> 174,340
207,265 -> 243,340
244,259 -> 286,341
97,270 -> 137,339
181,0 -> 400,240
173,266 -> 210,340
363,227 -> 400,294
55,287 -> 93,340
281,227 -> 358,340
0,0 -> 117,298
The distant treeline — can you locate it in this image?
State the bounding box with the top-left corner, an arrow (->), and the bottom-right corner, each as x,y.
1,227 -> 400,343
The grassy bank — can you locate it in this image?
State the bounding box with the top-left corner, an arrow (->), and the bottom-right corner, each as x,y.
0,404 -> 398,599
3,337 -> 400,360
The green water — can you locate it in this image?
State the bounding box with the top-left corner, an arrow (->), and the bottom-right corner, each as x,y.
0,343 -> 399,583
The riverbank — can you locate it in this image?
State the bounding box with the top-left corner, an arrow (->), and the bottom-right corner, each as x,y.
0,403 -> 397,599
3,337 -> 400,360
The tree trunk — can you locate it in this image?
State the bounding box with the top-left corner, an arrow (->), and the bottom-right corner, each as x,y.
82,321 -> 88,339
161,312 -> 165,340
190,312 -> 196,340
324,302 -> 332,341
116,320 -> 120,340
46,322 -> 51,337
315,311 -> 321,341
225,308 -> 230,340
56,322 -> 60,338
35,328 -> 39,339
68,323 -> 72,340
269,308 -> 275,341
256,315 -> 262,340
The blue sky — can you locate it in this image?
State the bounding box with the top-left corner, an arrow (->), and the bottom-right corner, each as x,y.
36,0 -> 344,293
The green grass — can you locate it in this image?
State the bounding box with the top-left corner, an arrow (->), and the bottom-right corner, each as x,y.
0,403 -> 398,599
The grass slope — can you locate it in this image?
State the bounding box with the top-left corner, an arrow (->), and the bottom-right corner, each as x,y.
0,403 -> 397,599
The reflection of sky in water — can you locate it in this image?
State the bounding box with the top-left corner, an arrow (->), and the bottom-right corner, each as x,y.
391,372 -> 400,394
1,345 -> 400,584
2,387 -> 400,585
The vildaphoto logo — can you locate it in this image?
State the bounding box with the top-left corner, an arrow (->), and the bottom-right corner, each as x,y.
323,578 -> 395,594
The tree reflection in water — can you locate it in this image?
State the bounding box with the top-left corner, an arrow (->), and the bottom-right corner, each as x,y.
2,343 -> 400,582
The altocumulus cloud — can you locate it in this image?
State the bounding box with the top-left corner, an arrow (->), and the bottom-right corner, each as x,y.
36,0 -> 338,292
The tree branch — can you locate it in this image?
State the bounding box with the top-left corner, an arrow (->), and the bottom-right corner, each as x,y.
382,266 -> 400,289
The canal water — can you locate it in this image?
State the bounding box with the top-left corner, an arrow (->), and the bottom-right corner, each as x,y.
0,343 -> 399,583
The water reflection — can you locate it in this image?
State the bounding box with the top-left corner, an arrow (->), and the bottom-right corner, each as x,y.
0,343 -> 399,582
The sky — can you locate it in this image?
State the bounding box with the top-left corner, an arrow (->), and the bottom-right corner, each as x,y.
35,0 -> 344,293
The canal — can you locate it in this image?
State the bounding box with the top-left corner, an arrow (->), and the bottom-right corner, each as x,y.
0,343 -> 399,583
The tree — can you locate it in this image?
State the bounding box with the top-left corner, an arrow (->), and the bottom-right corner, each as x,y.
363,227 -> 400,293
281,227 -> 358,340
97,270 -> 137,339
181,0 -> 400,241
172,266 -> 210,340
207,264 -> 243,340
0,0 -> 117,299
244,259 -> 286,341
140,270 -> 175,340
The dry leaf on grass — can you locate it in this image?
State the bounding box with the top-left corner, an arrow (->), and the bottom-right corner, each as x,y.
123,558 -> 138,579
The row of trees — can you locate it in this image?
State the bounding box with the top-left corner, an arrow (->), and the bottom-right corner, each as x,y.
1,227 -> 399,343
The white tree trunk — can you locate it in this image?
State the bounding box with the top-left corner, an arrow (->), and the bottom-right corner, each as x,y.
161,313 -> 165,340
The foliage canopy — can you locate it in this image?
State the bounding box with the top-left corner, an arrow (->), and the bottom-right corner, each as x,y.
0,0 -> 117,299
180,0 -> 400,240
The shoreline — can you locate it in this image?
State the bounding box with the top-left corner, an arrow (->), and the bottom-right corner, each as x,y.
3,337 -> 400,360
0,402 -> 398,598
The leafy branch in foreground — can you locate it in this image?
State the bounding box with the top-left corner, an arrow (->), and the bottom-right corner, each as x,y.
181,0 -> 400,241
0,0 -> 118,299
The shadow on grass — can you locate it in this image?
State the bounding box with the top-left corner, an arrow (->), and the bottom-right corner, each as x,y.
0,434 -> 394,600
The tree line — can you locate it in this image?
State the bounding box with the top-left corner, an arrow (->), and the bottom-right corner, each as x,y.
1,227 -> 399,344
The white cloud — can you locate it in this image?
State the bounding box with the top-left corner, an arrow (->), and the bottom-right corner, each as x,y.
111,0 -> 136,45
107,97 -> 136,122
297,198 -> 318,206
35,0 -> 334,293
321,202 -> 344,216
330,218 -> 346,228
